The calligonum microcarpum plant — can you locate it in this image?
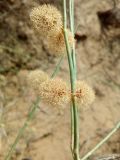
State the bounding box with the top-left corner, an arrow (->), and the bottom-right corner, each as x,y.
3,3 -> 95,160
6,2 -> 120,160
28,3 -> 95,160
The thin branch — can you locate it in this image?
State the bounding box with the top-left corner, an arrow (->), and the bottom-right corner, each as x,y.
63,1 -> 80,160
4,98 -> 40,160
4,56 -> 64,160
51,55 -> 64,78
81,121 -> 120,160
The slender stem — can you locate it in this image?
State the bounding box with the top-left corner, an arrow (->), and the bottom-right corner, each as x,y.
81,121 -> 120,160
4,56 -> 64,160
4,98 -> 40,160
69,0 -> 77,75
63,1 -> 79,160
64,30 -> 75,90
69,0 -> 75,154
69,0 -> 74,33
72,99 -> 80,160
63,0 -> 75,90
51,55 -> 64,78
69,0 -> 79,158
71,104 -> 74,152
69,0 -> 74,147
50,56 -> 64,78
71,47 -> 77,76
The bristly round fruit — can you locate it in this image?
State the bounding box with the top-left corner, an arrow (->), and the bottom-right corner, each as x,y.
46,28 -> 74,56
30,4 -> 63,38
73,81 -> 95,107
38,78 -> 70,106
27,70 -> 49,91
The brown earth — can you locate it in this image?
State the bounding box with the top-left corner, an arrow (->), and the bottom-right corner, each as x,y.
0,0 -> 120,160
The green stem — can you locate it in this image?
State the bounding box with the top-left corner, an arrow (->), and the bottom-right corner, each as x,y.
81,121 -> 120,160
69,0 -> 79,159
51,55 -> 64,78
63,1 -> 79,160
4,56 -> 64,160
63,0 -> 74,91
69,0 -> 75,154
69,0 -> 77,75
64,29 -> 75,90
71,104 -> 74,152
69,0 -> 74,35
4,98 -> 40,160
72,99 -> 80,160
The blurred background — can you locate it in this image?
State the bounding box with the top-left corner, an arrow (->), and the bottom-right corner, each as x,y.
0,0 -> 120,159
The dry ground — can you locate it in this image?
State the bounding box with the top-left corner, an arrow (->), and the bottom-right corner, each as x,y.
0,0 -> 120,160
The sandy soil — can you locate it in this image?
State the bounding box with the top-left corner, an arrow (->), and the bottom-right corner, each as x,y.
0,0 -> 120,160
